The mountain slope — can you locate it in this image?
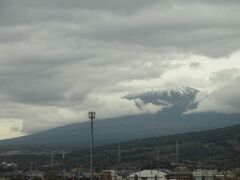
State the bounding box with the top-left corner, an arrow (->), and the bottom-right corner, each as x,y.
67,124 -> 240,170
0,87 -> 239,149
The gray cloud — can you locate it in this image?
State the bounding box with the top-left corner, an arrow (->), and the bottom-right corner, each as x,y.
189,62 -> 202,69
210,68 -> 240,86
1,0 -> 240,56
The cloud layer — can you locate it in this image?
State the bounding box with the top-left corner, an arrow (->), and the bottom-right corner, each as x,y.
0,0 -> 240,138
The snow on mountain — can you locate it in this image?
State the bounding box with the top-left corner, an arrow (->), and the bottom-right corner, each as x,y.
124,87 -> 199,104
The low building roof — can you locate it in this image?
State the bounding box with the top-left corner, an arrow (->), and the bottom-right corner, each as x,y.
128,170 -> 167,178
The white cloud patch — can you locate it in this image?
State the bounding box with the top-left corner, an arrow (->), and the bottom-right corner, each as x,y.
187,77 -> 240,114
0,119 -> 24,140
132,98 -> 164,113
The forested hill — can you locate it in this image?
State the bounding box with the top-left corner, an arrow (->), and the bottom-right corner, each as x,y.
67,124 -> 240,170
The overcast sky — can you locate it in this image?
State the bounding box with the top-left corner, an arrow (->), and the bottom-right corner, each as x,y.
0,0 -> 240,139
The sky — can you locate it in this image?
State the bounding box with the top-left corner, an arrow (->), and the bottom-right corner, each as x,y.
0,0 -> 240,139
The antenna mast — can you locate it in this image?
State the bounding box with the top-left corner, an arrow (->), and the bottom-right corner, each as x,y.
118,145 -> 121,162
176,141 -> 179,163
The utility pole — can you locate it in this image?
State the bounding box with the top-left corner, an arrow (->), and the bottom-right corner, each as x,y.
88,111 -> 96,180
157,146 -> 160,168
118,145 -> 121,163
62,151 -> 65,159
51,151 -> 54,166
176,141 -> 179,163
30,162 -> 33,172
156,147 -> 160,180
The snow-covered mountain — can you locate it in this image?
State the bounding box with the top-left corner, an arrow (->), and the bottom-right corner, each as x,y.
124,87 -> 199,112
125,87 -> 198,99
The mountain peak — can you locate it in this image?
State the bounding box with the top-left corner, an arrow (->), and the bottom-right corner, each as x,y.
123,87 -> 199,111
165,87 -> 198,97
124,87 -> 199,100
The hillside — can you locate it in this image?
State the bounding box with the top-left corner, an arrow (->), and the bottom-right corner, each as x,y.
67,124 -> 240,170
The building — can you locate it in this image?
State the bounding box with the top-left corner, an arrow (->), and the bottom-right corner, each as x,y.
128,170 -> 168,180
165,171 -> 193,180
101,170 -> 122,180
193,170 -> 224,180
26,170 -> 44,179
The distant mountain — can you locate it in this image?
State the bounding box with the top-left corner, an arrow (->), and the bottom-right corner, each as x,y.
0,87 -> 239,150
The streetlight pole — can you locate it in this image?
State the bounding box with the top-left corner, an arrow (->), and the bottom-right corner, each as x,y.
88,111 -> 96,180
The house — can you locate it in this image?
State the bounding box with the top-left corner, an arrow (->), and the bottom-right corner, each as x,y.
128,170 -> 168,180
165,171 -> 193,180
100,170 -> 123,180
192,169 -> 224,180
